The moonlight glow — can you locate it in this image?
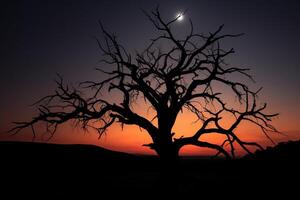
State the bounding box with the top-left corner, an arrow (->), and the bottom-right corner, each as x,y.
176,13 -> 184,21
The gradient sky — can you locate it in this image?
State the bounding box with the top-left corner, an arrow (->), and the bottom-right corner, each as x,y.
1,0 -> 299,155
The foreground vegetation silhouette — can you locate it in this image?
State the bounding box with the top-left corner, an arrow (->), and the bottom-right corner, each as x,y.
10,8 -> 279,162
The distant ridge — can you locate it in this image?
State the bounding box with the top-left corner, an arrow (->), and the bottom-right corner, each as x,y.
244,140 -> 300,160
0,141 -> 137,162
2,140 -> 300,161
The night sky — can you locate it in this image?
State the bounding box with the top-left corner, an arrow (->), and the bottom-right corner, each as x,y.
1,0 -> 299,155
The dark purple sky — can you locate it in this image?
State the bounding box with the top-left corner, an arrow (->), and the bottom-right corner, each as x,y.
1,0 -> 299,136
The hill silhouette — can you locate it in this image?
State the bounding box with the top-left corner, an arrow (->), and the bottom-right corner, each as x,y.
246,140 -> 300,160
0,141 -> 161,198
0,141 -> 136,162
1,140 -> 299,198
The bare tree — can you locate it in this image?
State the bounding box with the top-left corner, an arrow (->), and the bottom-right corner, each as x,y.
10,8 -> 279,162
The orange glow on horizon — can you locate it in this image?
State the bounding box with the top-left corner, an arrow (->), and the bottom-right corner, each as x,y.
2,106 -> 297,157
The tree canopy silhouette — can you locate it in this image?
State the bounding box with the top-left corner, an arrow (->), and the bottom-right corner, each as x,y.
10,8 -> 279,161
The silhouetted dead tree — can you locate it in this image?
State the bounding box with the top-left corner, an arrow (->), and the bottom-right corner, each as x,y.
10,8 -> 279,161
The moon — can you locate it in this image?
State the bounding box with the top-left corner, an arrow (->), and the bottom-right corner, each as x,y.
176,13 -> 184,22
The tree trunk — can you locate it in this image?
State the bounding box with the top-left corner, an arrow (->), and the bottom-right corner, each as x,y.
155,142 -> 182,195
155,142 -> 180,165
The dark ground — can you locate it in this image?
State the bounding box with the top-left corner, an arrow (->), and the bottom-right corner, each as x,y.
0,141 -> 299,198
